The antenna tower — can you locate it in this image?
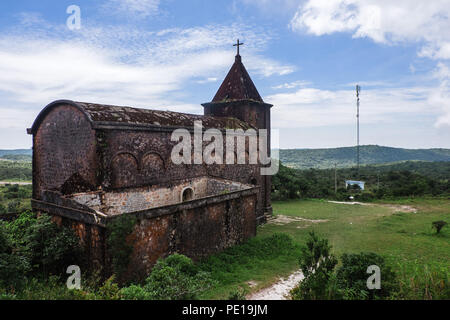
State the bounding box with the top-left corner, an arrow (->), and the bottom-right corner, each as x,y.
356,85 -> 361,178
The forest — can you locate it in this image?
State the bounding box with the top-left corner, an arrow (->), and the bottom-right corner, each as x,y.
272,161 -> 450,201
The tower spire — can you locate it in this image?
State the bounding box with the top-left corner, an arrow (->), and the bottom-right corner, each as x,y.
233,39 -> 244,56
210,40 -> 262,102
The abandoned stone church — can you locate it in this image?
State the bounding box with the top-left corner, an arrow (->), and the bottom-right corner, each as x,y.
28,50 -> 273,277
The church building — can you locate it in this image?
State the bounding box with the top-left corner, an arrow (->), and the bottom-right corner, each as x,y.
27,43 -> 273,277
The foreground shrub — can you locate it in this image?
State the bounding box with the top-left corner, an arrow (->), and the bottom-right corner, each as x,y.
227,287 -> 247,300
0,211 -> 84,292
20,213 -> 83,276
106,214 -> 137,283
121,254 -> 216,300
14,276 -> 86,300
396,261 -> 450,300
95,276 -> 122,300
335,252 -> 398,300
291,231 -> 338,300
0,221 -> 29,289
7,200 -> 20,213
432,221 -> 447,234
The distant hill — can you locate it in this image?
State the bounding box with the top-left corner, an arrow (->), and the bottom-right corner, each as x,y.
0,149 -> 32,162
277,145 -> 450,169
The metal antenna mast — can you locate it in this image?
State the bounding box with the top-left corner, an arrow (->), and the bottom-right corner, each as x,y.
356,85 -> 361,178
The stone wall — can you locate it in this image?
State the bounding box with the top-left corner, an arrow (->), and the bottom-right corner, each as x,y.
98,128 -> 264,219
34,186 -> 258,278
125,189 -> 257,279
33,104 -> 98,199
68,177 -> 252,216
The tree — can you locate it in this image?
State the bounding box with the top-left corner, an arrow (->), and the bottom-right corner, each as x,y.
432,221 -> 448,234
0,221 -> 30,289
335,252 -> 398,299
291,231 -> 338,300
121,254 -> 216,300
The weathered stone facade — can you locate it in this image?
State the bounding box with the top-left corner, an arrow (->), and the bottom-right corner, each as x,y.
28,53 -> 272,275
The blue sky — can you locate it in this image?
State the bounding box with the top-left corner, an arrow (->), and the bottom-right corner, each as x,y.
0,0 -> 449,149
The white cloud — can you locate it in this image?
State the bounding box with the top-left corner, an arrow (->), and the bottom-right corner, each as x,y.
290,0 -> 450,59
103,0 -> 161,18
0,18 -> 293,137
288,0 -> 450,129
239,0 -> 301,16
428,62 -> 450,127
272,80 -> 311,90
266,85 -> 444,129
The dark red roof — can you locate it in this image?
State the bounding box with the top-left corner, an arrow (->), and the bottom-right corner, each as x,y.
29,100 -> 254,135
212,55 -> 263,103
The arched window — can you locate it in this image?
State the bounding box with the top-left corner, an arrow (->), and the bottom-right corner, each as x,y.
250,177 -> 258,185
111,152 -> 138,188
181,187 -> 194,202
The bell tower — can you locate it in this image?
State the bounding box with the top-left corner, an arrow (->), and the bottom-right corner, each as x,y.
202,40 -> 273,223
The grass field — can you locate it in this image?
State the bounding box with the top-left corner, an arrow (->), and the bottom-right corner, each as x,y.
202,198 -> 450,299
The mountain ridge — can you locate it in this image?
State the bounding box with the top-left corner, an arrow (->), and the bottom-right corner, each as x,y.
276,145 -> 450,169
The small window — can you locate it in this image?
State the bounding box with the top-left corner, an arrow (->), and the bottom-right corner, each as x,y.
181,187 -> 194,202
250,178 -> 258,185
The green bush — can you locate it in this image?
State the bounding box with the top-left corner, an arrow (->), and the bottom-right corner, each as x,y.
106,214 -> 137,283
14,276 -> 86,300
227,287 -> 247,300
95,276 -> 122,300
0,221 -> 30,289
395,261 -> 450,300
4,211 -> 84,278
355,191 -> 376,202
432,221 -> 447,234
335,252 -> 398,300
121,254 -> 216,300
7,200 -> 20,213
7,184 -> 19,193
19,213 -> 83,276
291,231 -> 338,300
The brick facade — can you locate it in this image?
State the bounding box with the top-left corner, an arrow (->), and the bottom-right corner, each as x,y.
28,54 -> 272,276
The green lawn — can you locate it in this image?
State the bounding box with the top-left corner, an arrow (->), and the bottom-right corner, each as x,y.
203,198 -> 450,299
261,199 -> 450,266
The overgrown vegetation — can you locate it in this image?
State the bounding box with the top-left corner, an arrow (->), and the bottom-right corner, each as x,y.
272,162 -> 450,201
0,184 -> 32,214
198,233 -> 301,299
0,160 -> 32,182
0,231 -> 301,300
291,233 -> 401,300
0,211 -> 84,294
291,231 -> 337,300
261,198 -> 450,300
121,254 -> 216,300
432,220 -> 447,234
106,214 -> 137,284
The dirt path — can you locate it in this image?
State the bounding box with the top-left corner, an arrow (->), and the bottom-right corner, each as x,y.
268,214 -> 328,225
250,200 -> 418,300
248,270 -> 304,300
0,181 -> 32,185
327,200 -> 417,213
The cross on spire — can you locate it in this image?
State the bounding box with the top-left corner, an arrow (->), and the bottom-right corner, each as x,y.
233,39 -> 244,56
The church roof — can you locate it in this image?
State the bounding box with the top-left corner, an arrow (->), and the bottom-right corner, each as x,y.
212,55 -> 263,103
29,100 -> 254,135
